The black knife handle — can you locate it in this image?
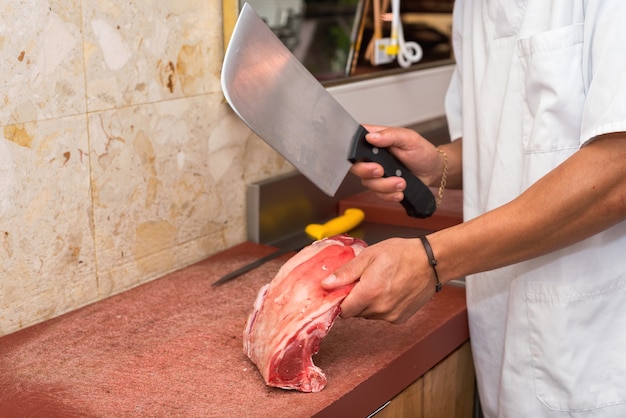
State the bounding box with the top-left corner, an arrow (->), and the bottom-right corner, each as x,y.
348,125 -> 436,218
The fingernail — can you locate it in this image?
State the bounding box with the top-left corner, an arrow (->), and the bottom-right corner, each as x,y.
322,274 -> 336,285
395,182 -> 404,191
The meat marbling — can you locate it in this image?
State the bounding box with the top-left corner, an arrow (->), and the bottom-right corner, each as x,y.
243,234 -> 367,392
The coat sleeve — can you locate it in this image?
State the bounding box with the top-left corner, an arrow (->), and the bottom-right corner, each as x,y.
580,1 -> 626,144
444,0 -> 464,142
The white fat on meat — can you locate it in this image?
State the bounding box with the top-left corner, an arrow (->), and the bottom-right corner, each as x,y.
243,235 -> 367,392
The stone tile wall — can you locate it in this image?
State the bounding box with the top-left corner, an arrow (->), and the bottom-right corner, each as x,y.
0,0 -> 291,336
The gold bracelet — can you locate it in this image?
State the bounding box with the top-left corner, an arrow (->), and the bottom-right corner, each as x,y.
435,148 -> 448,207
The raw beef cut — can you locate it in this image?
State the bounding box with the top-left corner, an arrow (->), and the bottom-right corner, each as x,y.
243,235 -> 367,392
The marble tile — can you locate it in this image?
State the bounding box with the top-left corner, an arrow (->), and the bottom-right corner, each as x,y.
88,94 -> 288,295
0,115 -> 97,335
0,0 -> 293,337
242,130 -> 296,184
83,0 -> 224,112
0,0 -> 86,124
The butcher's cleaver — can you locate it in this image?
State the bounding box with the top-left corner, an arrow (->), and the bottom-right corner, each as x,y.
221,3 -> 436,218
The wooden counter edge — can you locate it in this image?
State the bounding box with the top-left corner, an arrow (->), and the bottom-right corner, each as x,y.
313,286 -> 469,418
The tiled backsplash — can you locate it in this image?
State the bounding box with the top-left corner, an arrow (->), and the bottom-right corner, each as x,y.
0,0 -> 292,336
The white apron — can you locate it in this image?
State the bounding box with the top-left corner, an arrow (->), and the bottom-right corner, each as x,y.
444,1 -> 626,416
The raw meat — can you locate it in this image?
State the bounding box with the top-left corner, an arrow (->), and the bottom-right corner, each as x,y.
243,235 -> 367,392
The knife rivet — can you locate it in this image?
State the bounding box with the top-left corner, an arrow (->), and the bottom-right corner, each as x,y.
372,147 -> 379,155
396,169 -> 402,176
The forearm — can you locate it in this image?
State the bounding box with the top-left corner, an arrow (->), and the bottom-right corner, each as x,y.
430,133 -> 626,283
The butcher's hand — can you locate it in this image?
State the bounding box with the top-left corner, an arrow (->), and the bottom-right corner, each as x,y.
321,237 -> 438,324
352,125 -> 444,203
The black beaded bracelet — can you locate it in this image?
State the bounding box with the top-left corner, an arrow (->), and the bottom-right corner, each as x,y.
419,236 -> 443,293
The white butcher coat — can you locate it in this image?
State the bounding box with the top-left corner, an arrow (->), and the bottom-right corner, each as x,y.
444,1 -> 626,417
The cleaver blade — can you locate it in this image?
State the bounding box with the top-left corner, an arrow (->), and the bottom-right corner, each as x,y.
221,3 -> 436,218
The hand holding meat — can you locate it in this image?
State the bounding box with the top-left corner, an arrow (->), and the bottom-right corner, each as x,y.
321,237 -> 439,324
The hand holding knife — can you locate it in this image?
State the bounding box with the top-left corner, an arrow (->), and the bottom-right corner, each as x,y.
221,4 -> 436,220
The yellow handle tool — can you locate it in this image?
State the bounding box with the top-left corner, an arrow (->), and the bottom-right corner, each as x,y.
305,208 -> 365,241
212,208 -> 365,286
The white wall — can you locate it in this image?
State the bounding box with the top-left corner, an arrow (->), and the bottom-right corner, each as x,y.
328,65 -> 454,127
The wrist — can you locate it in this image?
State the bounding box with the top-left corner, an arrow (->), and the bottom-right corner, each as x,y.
419,235 -> 442,293
434,139 -> 462,189
435,148 -> 448,207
